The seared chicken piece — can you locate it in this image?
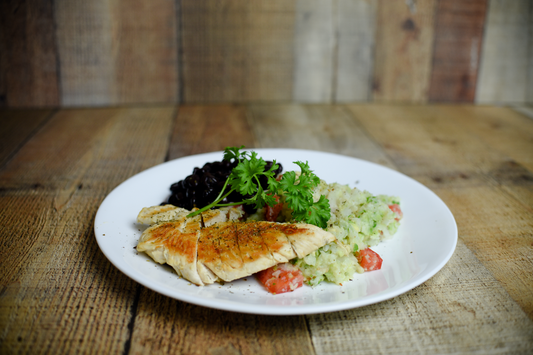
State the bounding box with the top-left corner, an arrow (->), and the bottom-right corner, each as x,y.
282,223 -> 336,258
137,205 -> 190,225
136,209 -> 336,286
201,209 -> 228,227
259,227 -> 297,263
137,205 -> 244,226
137,215 -> 206,285
198,223 -> 249,282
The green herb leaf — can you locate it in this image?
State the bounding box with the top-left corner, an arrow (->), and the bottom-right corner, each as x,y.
277,160 -> 330,227
229,151 -> 266,195
188,147 -> 330,228
223,145 -> 247,162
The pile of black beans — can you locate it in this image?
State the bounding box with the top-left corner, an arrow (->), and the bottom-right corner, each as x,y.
165,159 -> 282,214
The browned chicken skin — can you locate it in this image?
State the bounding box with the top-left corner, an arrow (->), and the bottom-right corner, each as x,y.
136,205 -> 336,286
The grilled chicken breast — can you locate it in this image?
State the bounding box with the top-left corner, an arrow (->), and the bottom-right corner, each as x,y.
136,206 -> 336,286
137,205 -> 244,226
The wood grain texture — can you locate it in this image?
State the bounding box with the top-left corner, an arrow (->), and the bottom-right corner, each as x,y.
0,109 -> 53,168
54,0 -> 115,106
292,0 -> 335,103
128,289 -> 314,355
372,0 -> 437,102
292,0 -> 378,103
446,106 -> 533,212
344,103 -> 533,318
335,0 -> 377,102
308,240 -> 533,354
112,0 -> 179,104
476,0 -> 533,104
0,107 -> 175,354
167,104 -> 256,160
0,0 -> 60,107
529,19 -> 533,104
512,105 -> 533,120
428,0 -> 487,102
454,106 -> 533,172
181,0 -> 295,103
55,0 -> 178,106
247,103 -> 395,168
2,104 -> 533,354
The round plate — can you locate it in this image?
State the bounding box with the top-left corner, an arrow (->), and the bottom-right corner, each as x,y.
94,149 -> 457,315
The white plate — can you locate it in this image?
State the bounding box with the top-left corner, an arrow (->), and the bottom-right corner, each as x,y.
94,149 -> 457,315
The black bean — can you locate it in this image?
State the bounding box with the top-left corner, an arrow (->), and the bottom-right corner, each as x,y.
186,189 -> 197,199
189,197 -> 197,207
185,174 -> 200,188
202,188 -> 214,199
168,194 -> 180,206
203,174 -> 216,187
194,167 -> 205,175
170,181 -> 183,193
179,179 -> 188,189
214,171 -> 227,180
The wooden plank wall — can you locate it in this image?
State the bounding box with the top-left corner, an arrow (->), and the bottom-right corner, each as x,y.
476,0 -> 533,103
0,0 -> 531,107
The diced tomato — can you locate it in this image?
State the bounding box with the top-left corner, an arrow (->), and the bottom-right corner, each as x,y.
265,194 -> 283,222
356,248 -> 383,271
256,263 -> 304,294
388,204 -> 403,221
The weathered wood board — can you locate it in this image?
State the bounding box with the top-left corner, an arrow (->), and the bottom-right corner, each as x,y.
1,0 -> 532,106
54,0 -> 116,106
247,103 -> 395,168
0,107 -> 175,354
0,109 -> 53,167
428,0 -> 487,102
335,0 -> 377,102
1,104 -> 533,354
0,0 -> 60,107
54,0 -> 178,106
167,104 -> 256,159
372,0 -> 437,102
292,0 -> 335,103
181,0 -> 296,103
476,0 -> 533,104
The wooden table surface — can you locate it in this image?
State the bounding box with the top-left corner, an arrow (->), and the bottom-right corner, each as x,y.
1,104 -> 532,354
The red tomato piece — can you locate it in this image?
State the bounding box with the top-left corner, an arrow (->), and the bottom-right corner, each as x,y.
265,195 -> 283,222
256,263 -> 304,294
356,248 -> 383,271
388,204 -> 403,221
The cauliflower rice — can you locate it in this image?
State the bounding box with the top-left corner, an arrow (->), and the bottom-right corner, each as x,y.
286,180 -> 401,286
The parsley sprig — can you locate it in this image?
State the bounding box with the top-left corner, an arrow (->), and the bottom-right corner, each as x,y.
187,146 -> 331,228
279,162 -> 331,228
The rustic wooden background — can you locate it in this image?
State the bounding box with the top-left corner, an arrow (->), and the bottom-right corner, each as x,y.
1,104 -> 533,354
1,0 -> 532,108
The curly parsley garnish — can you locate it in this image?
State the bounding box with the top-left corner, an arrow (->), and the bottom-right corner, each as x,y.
188,146 -> 331,228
